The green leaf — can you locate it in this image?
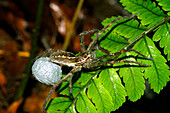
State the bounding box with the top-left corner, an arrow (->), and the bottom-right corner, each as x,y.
57,72 -> 91,97
153,23 -> 170,60
47,97 -> 73,113
119,67 -> 145,101
99,32 -> 128,53
98,68 -> 126,110
91,16 -> 131,53
95,16 -> 147,53
120,0 -> 166,26
87,79 -> 114,113
156,0 -> 170,15
101,16 -> 128,28
58,80 -> 84,98
113,19 -> 146,41
101,16 -> 147,40
50,71 -> 97,113
133,36 -> 170,93
76,91 -> 97,113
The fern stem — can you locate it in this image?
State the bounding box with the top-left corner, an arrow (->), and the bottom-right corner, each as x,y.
62,0 -> 84,50
127,19 -> 166,49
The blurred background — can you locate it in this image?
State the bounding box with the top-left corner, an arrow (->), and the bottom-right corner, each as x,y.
0,0 -> 169,113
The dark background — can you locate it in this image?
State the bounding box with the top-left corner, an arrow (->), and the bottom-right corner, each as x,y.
0,0 -> 169,112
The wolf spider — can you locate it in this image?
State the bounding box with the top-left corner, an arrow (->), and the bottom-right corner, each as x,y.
35,13 -> 151,113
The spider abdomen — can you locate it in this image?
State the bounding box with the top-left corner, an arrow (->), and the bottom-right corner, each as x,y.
49,51 -> 78,67
49,51 -> 92,67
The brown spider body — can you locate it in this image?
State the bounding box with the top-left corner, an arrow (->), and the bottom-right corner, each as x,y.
49,51 -> 77,67
49,50 -> 93,67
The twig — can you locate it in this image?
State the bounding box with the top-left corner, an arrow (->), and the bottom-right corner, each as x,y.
62,0 -> 84,50
15,0 -> 44,100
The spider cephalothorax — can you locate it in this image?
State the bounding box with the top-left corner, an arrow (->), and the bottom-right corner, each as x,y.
32,13 -> 152,113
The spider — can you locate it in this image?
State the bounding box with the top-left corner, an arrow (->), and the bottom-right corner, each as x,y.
34,13 -> 152,113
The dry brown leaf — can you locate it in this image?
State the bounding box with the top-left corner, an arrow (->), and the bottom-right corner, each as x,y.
7,98 -> 23,113
0,69 -> 6,86
23,94 -> 39,113
0,69 -> 7,95
0,109 -> 8,113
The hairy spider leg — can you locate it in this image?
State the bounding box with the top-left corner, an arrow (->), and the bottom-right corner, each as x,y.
43,66 -> 82,113
96,21 -> 159,67
69,75 -> 73,97
87,13 -> 138,51
88,48 -> 152,66
109,38 -> 153,61
79,29 -> 98,52
110,48 -> 153,61
109,60 -> 151,67
130,49 -> 153,61
84,59 -> 150,70
32,48 -> 55,63
98,33 -> 153,62
83,48 -> 152,69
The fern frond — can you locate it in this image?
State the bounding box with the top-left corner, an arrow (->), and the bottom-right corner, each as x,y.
153,23 -> 170,60
113,19 -> 147,41
120,0 -> 166,26
48,72 -> 97,113
98,69 -> 127,110
95,16 -> 147,53
120,67 -> 145,101
91,16 -> 130,53
99,32 -> 128,53
101,16 -> 147,41
76,91 -> 97,113
87,79 -> 114,113
56,72 -> 92,96
156,0 -> 170,16
47,97 -> 73,113
133,36 -> 170,93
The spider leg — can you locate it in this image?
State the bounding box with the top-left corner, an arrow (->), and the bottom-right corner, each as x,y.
87,13 -> 138,51
79,29 -> 98,52
69,75 -> 73,97
84,50 -> 151,69
42,72 -> 72,113
85,59 -> 150,69
43,66 -> 82,113
110,48 -> 153,61
90,48 -> 152,65
32,48 -> 55,62
130,49 -> 153,60
114,60 -> 151,67
43,86 -> 55,113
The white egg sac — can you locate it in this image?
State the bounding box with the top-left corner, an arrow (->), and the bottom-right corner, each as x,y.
32,57 -> 62,85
